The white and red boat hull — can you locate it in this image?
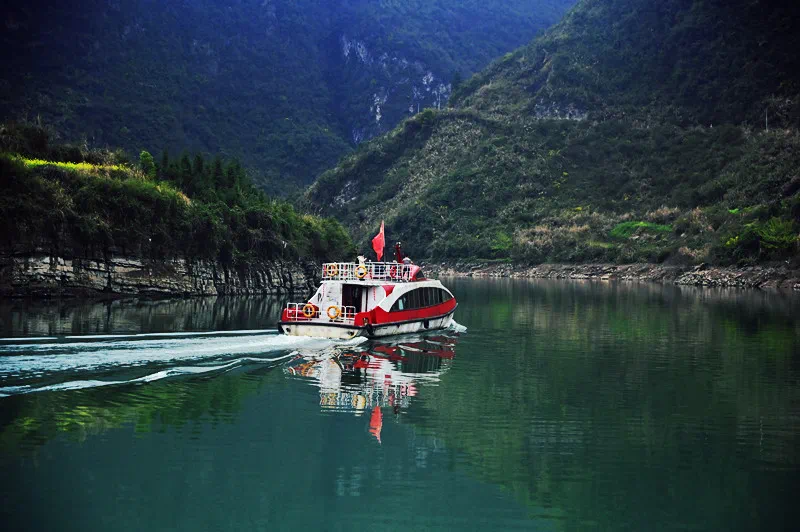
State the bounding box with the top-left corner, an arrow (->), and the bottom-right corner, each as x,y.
279,262 -> 457,340
279,307 -> 456,339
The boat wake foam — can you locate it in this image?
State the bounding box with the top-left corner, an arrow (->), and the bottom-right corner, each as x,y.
448,320 -> 468,334
0,330 -> 367,396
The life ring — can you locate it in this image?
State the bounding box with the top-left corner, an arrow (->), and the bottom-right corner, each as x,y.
327,305 -> 341,320
302,303 -> 315,318
389,265 -> 398,279
356,264 -> 368,279
326,263 -> 339,277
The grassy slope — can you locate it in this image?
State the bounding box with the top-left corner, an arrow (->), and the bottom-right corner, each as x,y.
307,0 -> 800,266
0,127 -> 353,265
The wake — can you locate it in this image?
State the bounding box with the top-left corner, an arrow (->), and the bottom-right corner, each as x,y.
0,330 -> 366,396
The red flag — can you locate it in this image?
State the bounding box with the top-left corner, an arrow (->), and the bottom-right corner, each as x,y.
371,221 -> 385,261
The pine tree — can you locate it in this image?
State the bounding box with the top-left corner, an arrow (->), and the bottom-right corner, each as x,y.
451,70 -> 463,91
211,156 -> 225,190
139,150 -> 156,179
192,153 -> 208,193
179,152 -> 192,191
224,160 -> 243,189
159,149 -> 170,179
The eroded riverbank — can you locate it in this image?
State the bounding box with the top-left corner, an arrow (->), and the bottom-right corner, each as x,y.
424,262 -> 800,291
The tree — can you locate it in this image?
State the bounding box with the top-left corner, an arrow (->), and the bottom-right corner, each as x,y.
178,153 -> 192,191
192,153 -> 208,193
451,70 -> 463,91
211,156 -> 225,189
139,150 -> 156,179
193,153 -> 206,177
159,149 -> 170,179
225,160 -> 244,189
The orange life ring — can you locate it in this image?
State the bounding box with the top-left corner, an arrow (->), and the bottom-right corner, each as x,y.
326,263 -> 339,277
327,305 -> 341,320
356,264 -> 368,279
302,304 -> 315,318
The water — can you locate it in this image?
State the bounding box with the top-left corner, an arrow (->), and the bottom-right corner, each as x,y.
1,281 -> 799,531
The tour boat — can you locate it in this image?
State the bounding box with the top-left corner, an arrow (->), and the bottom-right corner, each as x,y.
278,246 -> 457,340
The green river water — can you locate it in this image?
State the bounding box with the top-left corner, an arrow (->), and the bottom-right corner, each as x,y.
1,278 -> 798,531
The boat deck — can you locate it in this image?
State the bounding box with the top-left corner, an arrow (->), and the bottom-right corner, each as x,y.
322,262 -> 419,282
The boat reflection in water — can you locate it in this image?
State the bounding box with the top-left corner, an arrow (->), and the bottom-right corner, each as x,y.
285,332 -> 460,442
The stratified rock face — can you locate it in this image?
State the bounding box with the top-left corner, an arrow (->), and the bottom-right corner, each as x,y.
0,255 -> 320,297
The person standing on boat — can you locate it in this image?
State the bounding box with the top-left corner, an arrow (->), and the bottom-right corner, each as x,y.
401,255 -> 413,280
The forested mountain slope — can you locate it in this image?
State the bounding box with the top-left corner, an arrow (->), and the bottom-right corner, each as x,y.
0,122 -> 352,267
0,0 -> 573,190
307,0 -> 800,266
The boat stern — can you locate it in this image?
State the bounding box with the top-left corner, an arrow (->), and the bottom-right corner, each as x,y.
278,321 -> 365,340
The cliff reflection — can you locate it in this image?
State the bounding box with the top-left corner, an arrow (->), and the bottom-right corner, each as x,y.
0,296 -> 289,337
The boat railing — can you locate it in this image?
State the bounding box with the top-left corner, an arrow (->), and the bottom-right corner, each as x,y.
284,302 -> 357,324
322,262 -> 414,282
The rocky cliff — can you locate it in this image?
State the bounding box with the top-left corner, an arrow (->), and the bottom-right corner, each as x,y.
0,254 -> 320,298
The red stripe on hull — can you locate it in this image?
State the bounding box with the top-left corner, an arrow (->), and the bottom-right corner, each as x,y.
355,299 -> 457,326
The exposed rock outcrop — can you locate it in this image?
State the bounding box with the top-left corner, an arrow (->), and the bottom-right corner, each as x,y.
0,254 -> 320,297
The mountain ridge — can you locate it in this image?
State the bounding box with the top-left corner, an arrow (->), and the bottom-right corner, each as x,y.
0,0 -> 574,190
307,0 -> 800,267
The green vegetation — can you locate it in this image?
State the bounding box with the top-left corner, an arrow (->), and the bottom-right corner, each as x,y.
308,0 -> 800,267
0,122 -> 353,264
609,222 -> 671,239
0,0 -> 573,191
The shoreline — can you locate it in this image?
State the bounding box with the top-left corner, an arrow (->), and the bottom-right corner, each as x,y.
0,253 -> 320,298
423,262 -> 800,291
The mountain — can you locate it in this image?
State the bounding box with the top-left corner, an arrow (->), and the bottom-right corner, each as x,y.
307,0 -> 800,266
0,0 -> 574,191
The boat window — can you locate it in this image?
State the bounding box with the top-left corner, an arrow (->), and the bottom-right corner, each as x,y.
391,287 -> 451,312
390,294 -> 407,312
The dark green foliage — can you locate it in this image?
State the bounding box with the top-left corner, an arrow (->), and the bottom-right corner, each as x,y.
0,0 -> 574,191
757,218 -> 797,251
452,0 -> 800,129
0,125 -> 354,265
307,0 -> 800,266
610,222 -> 672,240
139,151 -> 156,179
